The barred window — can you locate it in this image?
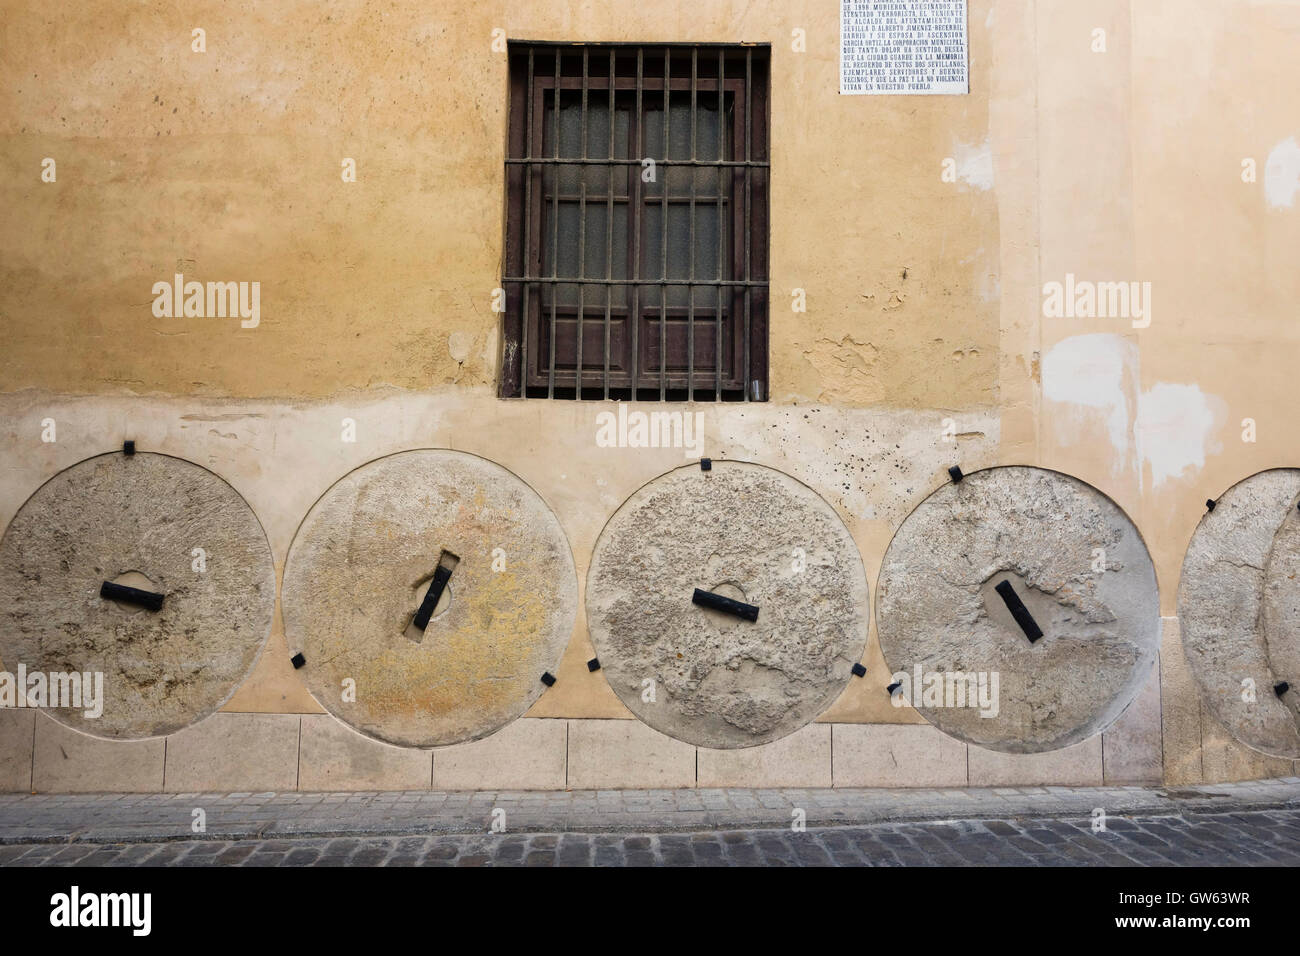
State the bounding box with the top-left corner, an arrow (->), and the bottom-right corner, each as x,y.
501,43 -> 770,401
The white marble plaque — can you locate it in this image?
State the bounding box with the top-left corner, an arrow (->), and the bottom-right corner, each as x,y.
841,0 -> 969,95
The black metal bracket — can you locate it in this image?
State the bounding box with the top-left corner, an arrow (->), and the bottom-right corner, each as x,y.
886,682 -> 903,696
541,672 -> 556,686
587,658 -> 601,672
692,588 -> 759,622
100,580 -> 163,611
851,663 -> 867,678
412,550 -> 459,631
948,465 -> 964,483
123,440 -> 136,456
995,580 -> 1043,643
291,653 -> 306,670
700,458 -> 712,471
1206,498 -> 1217,513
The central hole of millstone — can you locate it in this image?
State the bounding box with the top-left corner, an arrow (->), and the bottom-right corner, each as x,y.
697,582 -> 753,631
403,571 -> 453,643
708,582 -> 748,604
108,570 -> 159,614
980,570 -> 1050,644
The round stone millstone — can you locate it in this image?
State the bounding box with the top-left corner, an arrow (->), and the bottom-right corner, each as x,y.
585,460 -> 869,749
0,452 -> 276,739
281,450 -> 577,749
1180,469 -> 1300,758
1262,498 -> 1300,724
876,466 -> 1160,754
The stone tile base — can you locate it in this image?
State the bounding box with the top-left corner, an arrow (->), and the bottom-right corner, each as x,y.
34,714 -> 164,792
698,723 -> 831,788
0,711 -> 34,792
968,737 -> 1103,787
433,718 -> 567,790
298,715 -> 431,791
832,724 -> 968,788
164,713 -> 300,792
566,719 -> 695,789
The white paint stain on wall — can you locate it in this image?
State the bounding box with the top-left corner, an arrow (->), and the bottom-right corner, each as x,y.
954,137 -> 994,191
1134,383 -> 1222,489
1265,137 -> 1300,209
1043,335 -> 1224,489
1042,333 -> 1138,473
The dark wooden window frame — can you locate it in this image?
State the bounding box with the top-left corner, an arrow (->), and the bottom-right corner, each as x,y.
501,43 -> 770,401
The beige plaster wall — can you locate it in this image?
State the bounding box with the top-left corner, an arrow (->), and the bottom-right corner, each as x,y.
2,0 -> 1299,788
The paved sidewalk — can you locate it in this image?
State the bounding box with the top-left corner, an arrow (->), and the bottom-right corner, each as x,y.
1,778 -> 1297,846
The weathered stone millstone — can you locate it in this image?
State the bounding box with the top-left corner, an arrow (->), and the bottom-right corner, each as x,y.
0,452 -> 276,739
1262,496 -> 1300,733
876,466 -> 1160,754
281,450 -> 576,749
1180,469 -> 1300,758
586,460 -> 869,749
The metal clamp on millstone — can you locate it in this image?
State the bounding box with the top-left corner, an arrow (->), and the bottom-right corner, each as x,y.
100,580 -> 164,611
692,588 -> 759,622
994,579 -> 1044,643
412,550 -> 459,630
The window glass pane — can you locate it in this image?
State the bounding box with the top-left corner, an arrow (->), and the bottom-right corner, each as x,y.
543,202 -> 628,308
543,91 -> 631,197
643,93 -> 727,196
642,203 -> 723,310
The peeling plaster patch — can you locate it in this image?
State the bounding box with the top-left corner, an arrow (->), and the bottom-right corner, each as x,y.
979,268 -> 1000,303
965,249 -> 1000,302
1265,137 -> 1300,209
953,137 -> 994,191
805,335 -> 884,404
448,331 -> 471,364
480,324 -> 499,373
1135,383 -> 1223,488
1042,334 -> 1137,473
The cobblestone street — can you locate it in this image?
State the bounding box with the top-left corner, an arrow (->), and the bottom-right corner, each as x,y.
3,807 -> 1300,867
1,779 -> 1297,867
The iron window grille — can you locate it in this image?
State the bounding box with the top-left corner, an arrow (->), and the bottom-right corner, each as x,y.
501,42 -> 770,401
